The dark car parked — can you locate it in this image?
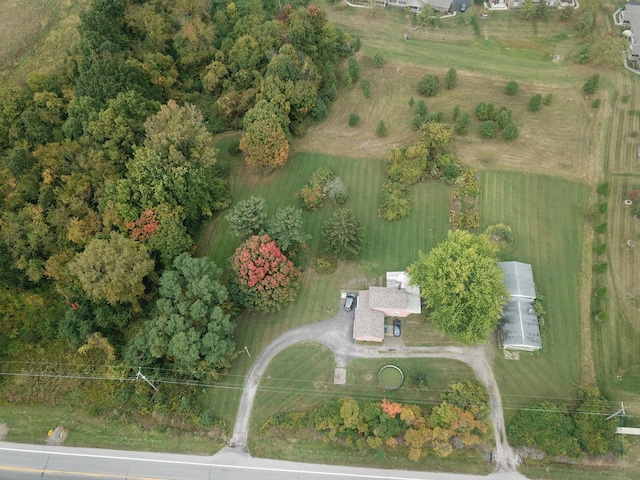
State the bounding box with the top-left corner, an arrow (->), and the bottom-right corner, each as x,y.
344,293 -> 357,312
393,318 -> 401,337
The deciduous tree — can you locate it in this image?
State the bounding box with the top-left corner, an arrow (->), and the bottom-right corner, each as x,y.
409,230 -> 507,344
127,253 -> 235,378
240,118 -> 289,170
229,234 -> 301,312
67,232 -> 154,307
225,196 -> 267,238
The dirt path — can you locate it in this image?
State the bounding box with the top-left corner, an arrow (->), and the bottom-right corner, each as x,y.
227,305 -> 522,476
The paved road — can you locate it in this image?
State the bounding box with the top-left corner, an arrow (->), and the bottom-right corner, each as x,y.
0,442 -> 528,480
230,304 -> 522,474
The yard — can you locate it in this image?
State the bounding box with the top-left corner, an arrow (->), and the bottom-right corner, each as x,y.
247,342 -> 492,474
200,142 -> 452,427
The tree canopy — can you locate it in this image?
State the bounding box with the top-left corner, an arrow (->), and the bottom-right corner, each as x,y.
67,232 -> 154,307
229,234 -> 301,313
322,208 -> 365,260
127,253 -> 235,378
409,230 -> 507,344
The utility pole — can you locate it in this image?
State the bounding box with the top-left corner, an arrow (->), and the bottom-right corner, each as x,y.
606,402 -> 625,421
244,346 -> 251,359
136,367 -> 158,392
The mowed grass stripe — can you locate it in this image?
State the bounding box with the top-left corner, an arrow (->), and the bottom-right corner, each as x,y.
480,171 -> 585,414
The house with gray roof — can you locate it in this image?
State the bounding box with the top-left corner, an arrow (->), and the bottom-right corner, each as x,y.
619,2 -> 640,62
352,271 -> 421,343
383,0 -> 453,14
498,261 -> 541,352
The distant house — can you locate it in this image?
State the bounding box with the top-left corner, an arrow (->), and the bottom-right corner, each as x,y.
619,2 -> 640,62
383,0 -> 453,14
498,261 -> 542,352
352,271 -> 421,343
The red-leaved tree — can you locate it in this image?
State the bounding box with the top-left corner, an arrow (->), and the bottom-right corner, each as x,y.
230,234 -> 301,313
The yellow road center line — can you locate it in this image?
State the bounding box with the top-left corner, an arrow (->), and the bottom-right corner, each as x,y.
0,465 -> 163,480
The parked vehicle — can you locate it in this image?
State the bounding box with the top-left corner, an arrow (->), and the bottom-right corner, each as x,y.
461,3 -> 467,12
393,318 -> 401,337
344,293 -> 356,311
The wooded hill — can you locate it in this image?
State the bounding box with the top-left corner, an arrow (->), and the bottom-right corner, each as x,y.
0,0 -> 354,379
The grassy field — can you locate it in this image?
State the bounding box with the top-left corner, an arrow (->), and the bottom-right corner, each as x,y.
0,404 -> 223,454
299,5 -> 600,183
590,64 -> 640,424
479,171 -> 586,419
0,0 -> 87,85
247,342 -> 492,474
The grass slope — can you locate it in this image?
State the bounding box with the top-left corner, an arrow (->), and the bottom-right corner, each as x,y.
0,0 -> 87,85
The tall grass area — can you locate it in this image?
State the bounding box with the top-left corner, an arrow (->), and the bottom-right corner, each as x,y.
0,0 -> 87,85
201,145 -> 450,427
0,404 -> 222,454
480,171 -> 586,418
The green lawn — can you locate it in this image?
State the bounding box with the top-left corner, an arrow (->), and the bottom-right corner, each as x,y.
480,171 -> 586,418
201,147 -> 451,427
324,3 -> 598,85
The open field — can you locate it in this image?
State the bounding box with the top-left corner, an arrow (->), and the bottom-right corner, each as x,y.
591,63 -> 640,423
479,171 -> 586,418
324,4 -> 594,84
298,4 -> 601,183
247,342 -> 492,474
0,0 -> 86,85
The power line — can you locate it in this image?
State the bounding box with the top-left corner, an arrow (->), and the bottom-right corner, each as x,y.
1,369 -> 638,418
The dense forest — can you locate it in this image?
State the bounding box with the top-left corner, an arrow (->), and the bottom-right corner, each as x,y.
0,0 -> 354,420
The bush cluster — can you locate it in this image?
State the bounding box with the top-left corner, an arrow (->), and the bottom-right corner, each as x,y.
449,169 -> 480,230
296,168 -> 336,211
260,381 -> 491,462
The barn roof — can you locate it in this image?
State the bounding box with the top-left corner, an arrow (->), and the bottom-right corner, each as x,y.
500,298 -> 542,351
499,261 -> 536,300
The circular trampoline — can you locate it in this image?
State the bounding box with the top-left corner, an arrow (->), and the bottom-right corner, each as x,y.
378,365 -> 404,390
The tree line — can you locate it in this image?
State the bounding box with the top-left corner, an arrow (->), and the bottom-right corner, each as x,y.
0,0 -> 354,384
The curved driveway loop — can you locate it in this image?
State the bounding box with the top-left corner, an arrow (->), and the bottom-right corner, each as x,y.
226,305 -> 523,476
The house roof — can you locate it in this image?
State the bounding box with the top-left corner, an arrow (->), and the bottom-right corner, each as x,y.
623,3 -> 640,56
386,271 -> 420,296
499,261 -> 536,300
425,0 -> 453,10
353,291 -> 385,342
500,298 -> 542,350
369,286 -> 408,310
